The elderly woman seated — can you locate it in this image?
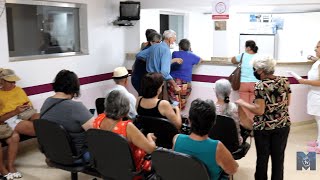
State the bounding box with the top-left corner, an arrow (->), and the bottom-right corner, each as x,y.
93,90 -> 156,172
136,72 -> 182,129
214,79 -> 253,144
173,98 -> 238,180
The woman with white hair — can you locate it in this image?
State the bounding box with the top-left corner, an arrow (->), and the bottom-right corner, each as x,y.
236,56 -> 291,180
214,79 -> 252,145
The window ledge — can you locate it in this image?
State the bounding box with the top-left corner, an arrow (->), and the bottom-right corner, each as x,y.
9,52 -> 89,62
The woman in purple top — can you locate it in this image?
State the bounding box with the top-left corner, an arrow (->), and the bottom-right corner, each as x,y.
168,39 -> 202,110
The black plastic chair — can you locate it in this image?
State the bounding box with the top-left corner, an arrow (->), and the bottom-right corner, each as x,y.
33,119 -> 98,180
151,148 -> 210,180
86,129 -> 146,180
133,115 -> 179,148
209,115 -> 251,160
95,98 -> 105,115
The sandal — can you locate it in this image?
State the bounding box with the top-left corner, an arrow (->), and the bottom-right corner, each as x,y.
11,172 -> 22,179
4,173 -> 14,180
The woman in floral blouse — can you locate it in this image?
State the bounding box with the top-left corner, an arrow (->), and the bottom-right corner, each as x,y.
236,56 -> 291,180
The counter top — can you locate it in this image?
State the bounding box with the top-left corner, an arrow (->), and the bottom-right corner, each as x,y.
126,53 -> 314,65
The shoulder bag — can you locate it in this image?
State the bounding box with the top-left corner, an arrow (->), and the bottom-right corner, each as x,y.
228,53 -> 244,91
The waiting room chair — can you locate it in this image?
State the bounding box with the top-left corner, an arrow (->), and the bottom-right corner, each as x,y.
34,119 -> 98,180
133,115 -> 179,149
209,115 -> 251,160
151,148 -> 210,180
95,98 -> 105,115
86,129 -> 150,180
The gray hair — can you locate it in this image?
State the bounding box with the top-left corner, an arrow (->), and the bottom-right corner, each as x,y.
215,79 -> 233,116
252,56 -> 277,75
163,29 -> 176,40
104,90 -> 130,120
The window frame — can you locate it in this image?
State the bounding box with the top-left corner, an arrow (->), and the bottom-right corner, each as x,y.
6,0 -> 88,62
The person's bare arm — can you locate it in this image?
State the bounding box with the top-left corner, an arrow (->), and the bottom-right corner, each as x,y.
171,58 -> 183,64
298,64 -> 320,86
238,106 -> 253,130
168,79 -> 181,92
172,134 -> 179,150
236,98 -> 265,116
159,101 -> 182,129
216,142 -> 239,175
231,57 -> 238,64
126,122 -> 156,154
0,105 -> 29,123
82,117 -> 95,131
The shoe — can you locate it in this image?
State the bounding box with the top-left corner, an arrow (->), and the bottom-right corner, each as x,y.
4,173 -> 13,180
307,140 -> 318,147
11,172 -> 22,179
307,147 -> 320,154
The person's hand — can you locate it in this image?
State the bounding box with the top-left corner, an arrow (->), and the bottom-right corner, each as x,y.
172,58 -> 183,64
147,133 -> 157,142
173,106 -> 180,113
298,78 -> 306,84
15,105 -> 29,114
235,99 -> 246,106
174,85 -> 181,92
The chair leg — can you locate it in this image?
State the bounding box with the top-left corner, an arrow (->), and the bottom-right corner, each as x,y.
71,172 -> 78,180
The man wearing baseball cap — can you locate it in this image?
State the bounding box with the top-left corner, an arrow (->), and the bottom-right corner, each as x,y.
105,67 -> 137,119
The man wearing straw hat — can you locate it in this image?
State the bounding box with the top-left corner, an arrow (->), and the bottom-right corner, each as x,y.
106,67 -> 137,119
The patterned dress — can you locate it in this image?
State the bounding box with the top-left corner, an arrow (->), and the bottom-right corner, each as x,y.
253,76 -> 291,130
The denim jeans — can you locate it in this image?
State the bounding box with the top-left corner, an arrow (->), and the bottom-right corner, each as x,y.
254,126 -> 290,180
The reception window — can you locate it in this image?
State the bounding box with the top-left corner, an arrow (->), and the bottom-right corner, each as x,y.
6,0 -> 88,61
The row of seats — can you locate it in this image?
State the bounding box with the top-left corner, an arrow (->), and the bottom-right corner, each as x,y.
33,114 -> 250,180
33,119 -> 209,180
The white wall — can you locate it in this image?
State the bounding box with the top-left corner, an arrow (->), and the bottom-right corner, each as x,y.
0,0 -> 133,110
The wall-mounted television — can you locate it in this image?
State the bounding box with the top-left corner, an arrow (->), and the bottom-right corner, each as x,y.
119,1 -> 140,21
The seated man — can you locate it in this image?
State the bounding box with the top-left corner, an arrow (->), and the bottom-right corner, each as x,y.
0,68 -> 38,136
107,67 -> 137,119
173,99 -> 238,179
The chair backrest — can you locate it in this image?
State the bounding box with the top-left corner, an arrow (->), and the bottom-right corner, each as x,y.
95,98 -> 105,115
33,119 -> 76,165
209,115 -> 239,153
152,148 -> 210,180
134,115 -> 179,148
86,129 -> 136,180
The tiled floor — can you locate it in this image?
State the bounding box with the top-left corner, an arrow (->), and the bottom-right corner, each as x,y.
8,122 -> 320,180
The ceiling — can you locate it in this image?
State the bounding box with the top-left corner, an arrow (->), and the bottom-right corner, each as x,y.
139,0 -> 320,13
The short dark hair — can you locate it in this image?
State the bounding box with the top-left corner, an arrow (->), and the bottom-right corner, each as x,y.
147,32 -> 162,43
52,70 -> 80,97
145,29 -> 157,41
140,72 -> 164,98
189,99 -> 216,136
245,40 -> 258,53
104,90 -> 130,120
179,39 -> 191,51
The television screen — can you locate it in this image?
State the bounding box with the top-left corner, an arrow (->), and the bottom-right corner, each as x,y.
119,1 -> 140,21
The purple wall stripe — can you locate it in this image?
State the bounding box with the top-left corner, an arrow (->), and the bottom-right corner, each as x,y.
23,72 -> 306,96
23,72 -> 113,96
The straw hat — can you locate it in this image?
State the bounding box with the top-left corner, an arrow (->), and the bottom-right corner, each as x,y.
0,68 -> 21,82
112,67 -> 130,79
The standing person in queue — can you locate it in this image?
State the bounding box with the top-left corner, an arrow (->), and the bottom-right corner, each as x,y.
136,30 -> 183,100
168,39 -> 202,110
132,31 -> 162,95
298,40 -> 320,153
231,40 -> 259,121
236,56 -> 291,180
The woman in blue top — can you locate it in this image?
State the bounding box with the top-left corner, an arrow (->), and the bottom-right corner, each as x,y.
169,39 -> 202,110
173,98 -> 238,180
231,40 -> 259,120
